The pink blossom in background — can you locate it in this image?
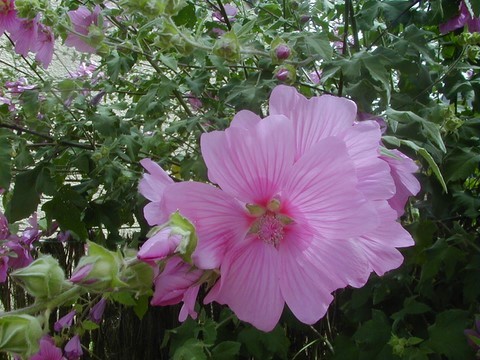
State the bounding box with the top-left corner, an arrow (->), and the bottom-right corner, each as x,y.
0,255 -> 8,283
4,77 -> 35,94
0,211 -> 9,240
0,0 -> 19,34
65,5 -> 101,53
380,149 -> 421,217
35,24 -> 54,68
213,4 -> 238,23
10,16 -> 38,57
308,70 -> 322,84
187,93 -> 203,110
30,336 -> 65,360
211,27 -> 226,37
140,85 -> 419,331
151,257 -> 202,321
440,1 -> 480,34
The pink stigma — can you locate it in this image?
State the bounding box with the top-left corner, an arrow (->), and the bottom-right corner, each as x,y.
253,213 -> 284,246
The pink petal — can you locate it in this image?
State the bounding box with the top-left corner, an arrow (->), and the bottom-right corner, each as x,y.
143,201 -> 169,226
358,201 -> 414,275
278,225 -> 332,324
201,114 -> 295,205
138,158 -> 173,202
65,34 -> 96,53
230,109 -> 261,130
205,238 -> 284,332
162,182 -> 250,269
345,121 -> 395,200
269,85 -> 356,159
381,150 -> 420,216
151,258 -> 202,306
283,137 -> 378,239
179,284 -> 200,321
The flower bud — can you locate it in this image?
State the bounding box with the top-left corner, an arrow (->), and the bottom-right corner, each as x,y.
64,335 -> 83,360
275,65 -> 296,84
275,44 -> 291,60
89,298 -> 107,324
213,31 -> 241,62
70,242 -> 124,292
139,212 -> 198,264
54,310 -> 76,332
11,255 -> 67,300
0,315 -> 43,356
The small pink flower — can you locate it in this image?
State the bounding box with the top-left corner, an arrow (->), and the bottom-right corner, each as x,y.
64,335 -> 82,360
440,1 -> 480,34
151,257 -> 202,321
65,5 -> 101,53
54,310 -> 76,332
31,336 -> 65,360
35,24 -> 54,68
0,0 -> 20,34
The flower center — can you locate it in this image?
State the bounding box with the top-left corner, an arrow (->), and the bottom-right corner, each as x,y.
255,213 -> 284,246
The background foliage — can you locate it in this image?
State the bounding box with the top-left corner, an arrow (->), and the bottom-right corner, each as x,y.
0,0 -> 479,358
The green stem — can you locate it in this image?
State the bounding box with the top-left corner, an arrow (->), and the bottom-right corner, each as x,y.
0,286 -> 85,318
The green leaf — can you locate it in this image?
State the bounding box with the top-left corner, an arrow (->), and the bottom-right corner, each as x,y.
110,292 -> 137,306
42,186 -> 88,240
238,325 -> 290,360
211,341 -> 241,360
401,140 -> 447,193
386,109 -> 446,152
6,166 -> 42,222
0,136 -> 12,190
426,310 -> 472,360
173,339 -> 206,360
82,320 -> 100,331
443,147 -> 480,183
133,295 -> 150,320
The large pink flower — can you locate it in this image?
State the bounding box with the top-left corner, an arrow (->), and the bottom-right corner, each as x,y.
65,5 -> 101,53
140,85 -> 419,331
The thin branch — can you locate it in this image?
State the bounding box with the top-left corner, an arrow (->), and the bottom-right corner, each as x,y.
0,122 -> 94,150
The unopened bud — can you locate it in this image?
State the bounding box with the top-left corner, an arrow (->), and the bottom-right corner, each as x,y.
275,44 -> 291,60
70,242 -> 124,292
11,255 -> 67,300
0,315 -> 43,356
275,65 -> 296,84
